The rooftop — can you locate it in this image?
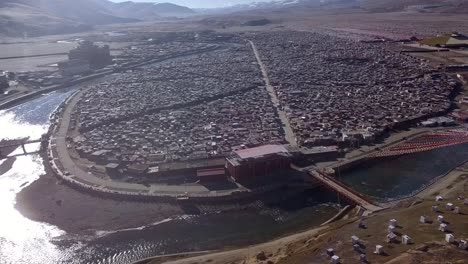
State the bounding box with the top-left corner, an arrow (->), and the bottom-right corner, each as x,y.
234,144 -> 289,159
197,168 -> 225,177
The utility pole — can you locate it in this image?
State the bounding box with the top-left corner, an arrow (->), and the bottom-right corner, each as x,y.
337,163 -> 341,205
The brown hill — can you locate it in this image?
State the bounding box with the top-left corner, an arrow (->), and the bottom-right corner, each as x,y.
0,0 -> 195,37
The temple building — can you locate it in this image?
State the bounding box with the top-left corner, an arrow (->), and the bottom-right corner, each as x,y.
68,40 -> 112,68
225,145 -> 292,183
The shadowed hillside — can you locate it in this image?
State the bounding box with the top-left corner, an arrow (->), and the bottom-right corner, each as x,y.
0,0 -> 195,38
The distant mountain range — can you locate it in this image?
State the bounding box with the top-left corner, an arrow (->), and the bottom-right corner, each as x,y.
358,0 -> 468,13
0,0 -> 195,37
110,1 -> 195,20
198,0 -> 358,13
203,0 -> 467,13
1,0 -> 466,38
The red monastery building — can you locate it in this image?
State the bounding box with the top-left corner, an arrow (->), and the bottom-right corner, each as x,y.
225,145 -> 292,183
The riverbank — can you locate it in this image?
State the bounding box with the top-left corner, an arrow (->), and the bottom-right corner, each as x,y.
416,161 -> 468,199
15,159 -> 185,233
0,70 -> 113,111
15,145 -> 339,235
138,161 -> 468,264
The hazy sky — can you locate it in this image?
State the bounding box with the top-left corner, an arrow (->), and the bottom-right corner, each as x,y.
109,0 -> 275,9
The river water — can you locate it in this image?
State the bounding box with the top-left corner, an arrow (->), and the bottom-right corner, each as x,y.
0,90 -> 340,264
339,142 -> 468,202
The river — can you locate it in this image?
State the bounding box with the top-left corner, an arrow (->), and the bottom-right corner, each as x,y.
339,142 -> 468,202
0,90 -> 340,264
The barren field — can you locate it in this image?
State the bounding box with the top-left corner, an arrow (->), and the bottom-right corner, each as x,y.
0,55 -> 67,72
0,39 -> 130,72
210,9 -> 468,41
0,42 -> 77,59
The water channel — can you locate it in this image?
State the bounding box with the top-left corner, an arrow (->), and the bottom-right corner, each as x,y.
339,143 -> 468,202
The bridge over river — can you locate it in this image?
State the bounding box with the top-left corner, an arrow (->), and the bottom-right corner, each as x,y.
0,137 -> 46,158
308,170 -> 383,212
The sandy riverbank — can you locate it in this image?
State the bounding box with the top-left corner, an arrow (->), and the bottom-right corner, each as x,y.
415,162 -> 468,199
15,157 -> 185,233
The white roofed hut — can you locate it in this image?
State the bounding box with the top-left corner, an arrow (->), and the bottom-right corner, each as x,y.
402,235 -> 411,245
437,215 -> 444,223
353,244 -> 361,252
459,240 -> 467,250
387,232 -> 398,243
445,234 -> 455,243
351,235 -> 360,245
446,203 -> 454,210
420,215 -> 429,224
374,245 -> 384,255
439,223 -> 448,232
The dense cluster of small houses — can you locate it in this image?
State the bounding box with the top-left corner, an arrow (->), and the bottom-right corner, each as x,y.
116,41 -> 218,69
250,31 -> 457,147
68,30 -> 458,175
325,195 -> 467,263
71,43 -> 285,166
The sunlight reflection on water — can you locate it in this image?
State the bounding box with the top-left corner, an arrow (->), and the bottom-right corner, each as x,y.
0,155 -> 68,264
0,111 -> 46,140
0,92 -> 77,264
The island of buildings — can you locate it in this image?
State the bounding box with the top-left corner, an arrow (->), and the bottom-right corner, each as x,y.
42,30 -> 463,197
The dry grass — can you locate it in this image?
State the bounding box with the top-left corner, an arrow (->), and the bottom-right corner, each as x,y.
420,35 -> 451,46
276,178 -> 468,264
